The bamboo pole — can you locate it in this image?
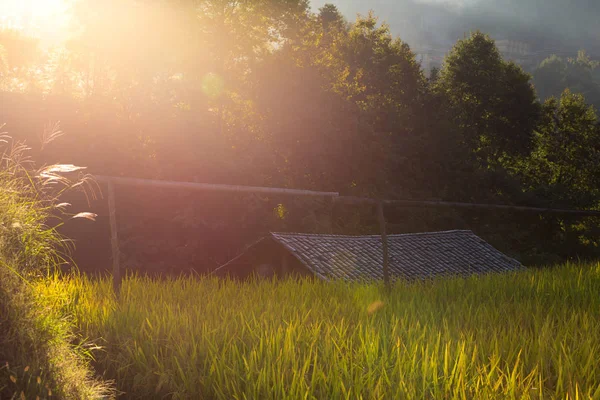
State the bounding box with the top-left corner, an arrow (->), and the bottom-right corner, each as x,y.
107,180 -> 121,297
95,175 -> 339,198
326,197 -> 335,234
376,201 -> 391,291
281,250 -> 289,276
337,196 -> 600,217
95,176 -> 600,216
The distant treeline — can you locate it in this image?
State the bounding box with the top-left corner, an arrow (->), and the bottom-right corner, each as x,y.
1,1 -> 599,272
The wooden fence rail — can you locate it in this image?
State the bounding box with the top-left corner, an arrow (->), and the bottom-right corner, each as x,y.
95,175 -> 340,198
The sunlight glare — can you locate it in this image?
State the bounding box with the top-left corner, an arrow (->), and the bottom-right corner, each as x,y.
0,0 -> 70,45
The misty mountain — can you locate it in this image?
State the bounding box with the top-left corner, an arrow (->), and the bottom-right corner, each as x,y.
311,0 -> 600,56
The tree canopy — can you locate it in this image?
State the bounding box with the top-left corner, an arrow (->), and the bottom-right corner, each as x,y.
1,2 -> 598,271
533,50 -> 600,112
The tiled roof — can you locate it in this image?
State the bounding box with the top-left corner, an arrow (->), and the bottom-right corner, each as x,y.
269,230 -> 522,281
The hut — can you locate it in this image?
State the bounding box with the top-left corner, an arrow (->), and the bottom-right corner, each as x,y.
213,230 -> 523,281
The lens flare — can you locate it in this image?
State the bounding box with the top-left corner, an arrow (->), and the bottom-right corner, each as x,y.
202,72 -> 224,98
367,300 -> 385,315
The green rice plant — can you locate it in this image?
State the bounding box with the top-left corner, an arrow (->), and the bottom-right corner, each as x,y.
0,125 -> 112,399
38,262 -> 600,399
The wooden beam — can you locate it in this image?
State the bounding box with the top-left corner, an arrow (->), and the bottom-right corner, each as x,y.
336,195 -> 379,205
95,176 -> 600,216
107,181 -> 121,297
376,201 -> 391,291
384,200 -> 600,216
95,175 -> 339,198
337,196 -> 600,217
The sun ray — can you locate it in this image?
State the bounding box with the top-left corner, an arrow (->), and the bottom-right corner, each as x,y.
0,0 -> 70,45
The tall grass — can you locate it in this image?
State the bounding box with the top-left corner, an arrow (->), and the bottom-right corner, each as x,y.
40,263 -> 600,399
0,126 -> 112,399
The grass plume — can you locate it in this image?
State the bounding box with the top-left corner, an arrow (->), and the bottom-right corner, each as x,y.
0,126 -> 113,399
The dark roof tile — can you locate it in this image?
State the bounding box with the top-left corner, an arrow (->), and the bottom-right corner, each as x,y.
270,230 -> 522,281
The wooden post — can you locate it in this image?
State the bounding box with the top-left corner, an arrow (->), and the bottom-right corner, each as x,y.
326,197 -> 335,234
107,180 -> 121,297
377,200 -> 391,291
95,175 -> 339,198
281,250 -> 289,276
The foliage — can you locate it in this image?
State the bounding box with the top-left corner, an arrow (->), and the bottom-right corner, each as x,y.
0,131 -> 113,399
36,263 -> 600,399
1,3 -> 600,268
524,90 -> 600,209
508,90 -> 600,258
0,266 -> 113,399
0,128 -> 96,274
436,31 -> 541,167
533,50 -> 600,112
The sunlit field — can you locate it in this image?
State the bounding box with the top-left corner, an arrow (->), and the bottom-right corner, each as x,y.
2,0 -> 600,398
36,263 -> 600,399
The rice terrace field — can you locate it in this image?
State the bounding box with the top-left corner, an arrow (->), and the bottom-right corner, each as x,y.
35,263 -> 600,399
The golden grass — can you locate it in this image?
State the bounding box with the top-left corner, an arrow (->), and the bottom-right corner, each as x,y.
37,263 -> 600,399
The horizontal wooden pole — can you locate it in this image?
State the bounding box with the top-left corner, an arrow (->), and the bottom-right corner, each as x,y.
383,199 -> 600,216
334,196 -> 380,205
94,176 -> 600,217
336,196 -> 600,217
95,175 -> 339,198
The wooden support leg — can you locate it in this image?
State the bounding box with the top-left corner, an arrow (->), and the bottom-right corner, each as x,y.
377,201 -> 391,291
327,196 -> 335,234
281,250 -> 290,277
107,180 -> 121,297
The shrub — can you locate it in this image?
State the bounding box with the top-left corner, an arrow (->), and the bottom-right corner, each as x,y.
0,125 -> 113,399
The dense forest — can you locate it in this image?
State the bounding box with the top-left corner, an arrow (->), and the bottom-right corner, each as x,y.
323,0 -> 600,55
533,51 -> 600,112
1,0 -> 599,273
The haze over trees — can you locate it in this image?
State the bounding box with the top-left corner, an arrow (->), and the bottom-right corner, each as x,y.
0,0 -> 599,271
312,0 -> 600,56
533,51 -> 600,112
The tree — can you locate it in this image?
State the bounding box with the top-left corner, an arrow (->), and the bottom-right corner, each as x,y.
533,50 -> 600,111
513,89 -> 600,259
436,31 -> 541,168
3,1 -> 600,267
524,89 -> 600,209
249,11 -> 428,198
0,29 -> 44,92
532,55 -> 568,101
327,13 -> 427,197
0,29 -> 40,70
318,3 -> 346,32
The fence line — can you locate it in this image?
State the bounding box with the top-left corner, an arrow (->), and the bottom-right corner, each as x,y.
95,175 -> 600,296
95,175 -> 339,198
